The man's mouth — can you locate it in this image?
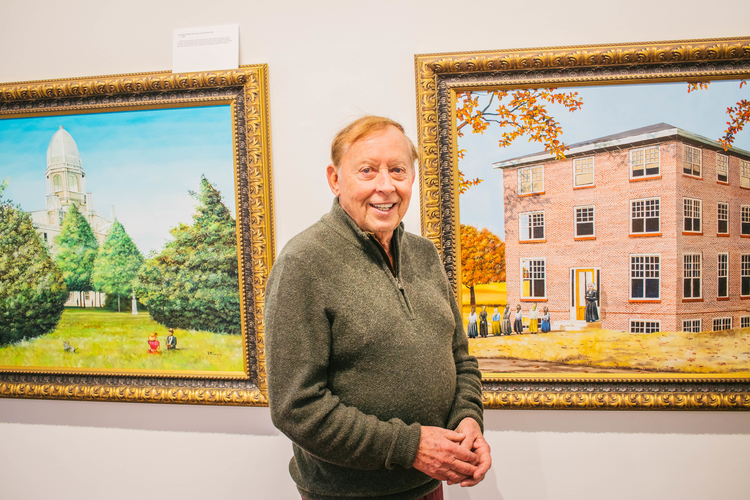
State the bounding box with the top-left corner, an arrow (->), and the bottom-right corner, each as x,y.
371,203 -> 395,212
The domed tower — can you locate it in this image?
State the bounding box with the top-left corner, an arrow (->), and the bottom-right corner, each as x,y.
46,125 -> 87,212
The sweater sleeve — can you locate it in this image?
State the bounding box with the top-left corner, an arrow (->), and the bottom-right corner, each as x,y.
441,254 -> 485,432
265,250 -> 421,471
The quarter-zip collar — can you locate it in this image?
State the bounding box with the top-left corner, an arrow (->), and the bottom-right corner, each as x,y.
322,197 -> 404,278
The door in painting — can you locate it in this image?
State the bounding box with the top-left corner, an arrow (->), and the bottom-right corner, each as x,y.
575,269 -> 595,320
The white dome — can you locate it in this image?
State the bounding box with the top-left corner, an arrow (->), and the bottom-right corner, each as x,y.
47,126 -> 82,169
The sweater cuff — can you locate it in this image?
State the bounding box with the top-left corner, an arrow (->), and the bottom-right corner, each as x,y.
385,421 -> 421,470
447,410 -> 484,434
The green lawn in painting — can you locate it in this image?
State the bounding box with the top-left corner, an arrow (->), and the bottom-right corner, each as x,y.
0,309 -> 244,372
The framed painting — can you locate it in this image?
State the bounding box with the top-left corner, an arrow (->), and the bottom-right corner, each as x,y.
0,66 -> 274,405
415,36 -> 750,410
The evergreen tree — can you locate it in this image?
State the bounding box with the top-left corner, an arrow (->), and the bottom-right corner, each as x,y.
135,176 -> 240,334
0,183 -> 69,344
92,220 -> 144,312
54,203 -> 99,306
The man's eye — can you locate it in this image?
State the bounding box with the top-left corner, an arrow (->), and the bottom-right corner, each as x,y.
361,167 -> 373,174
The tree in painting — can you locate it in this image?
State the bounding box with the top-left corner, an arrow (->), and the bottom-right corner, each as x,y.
460,224 -> 505,307
54,203 -> 99,308
455,88 -> 584,188
135,176 -> 240,334
688,80 -> 749,150
0,182 -> 69,344
92,220 -> 144,312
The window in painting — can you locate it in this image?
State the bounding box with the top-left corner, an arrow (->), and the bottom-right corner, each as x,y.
573,157 -> 594,187
521,258 -> 546,299
631,198 -> 660,234
519,211 -> 545,241
718,253 -> 729,299
682,319 -> 702,333
683,198 -> 702,233
718,202 -> 729,235
631,254 -> 660,300
630,146 -> 660,178
717,154 -> 729,183
518,165 -> 544,195
630,320 -> 660,334
683,144 -> 702,177
575,206 -> 595,237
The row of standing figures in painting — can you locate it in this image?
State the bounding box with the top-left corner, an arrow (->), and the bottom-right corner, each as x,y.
466,283 -> 600,338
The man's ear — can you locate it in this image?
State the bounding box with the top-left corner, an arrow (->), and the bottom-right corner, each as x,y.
326,164 -> 340,196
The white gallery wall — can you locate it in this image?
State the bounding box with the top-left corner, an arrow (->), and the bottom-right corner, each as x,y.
1,1 -> 749,498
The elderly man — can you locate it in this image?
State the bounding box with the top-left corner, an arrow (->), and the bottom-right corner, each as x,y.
265,116 -> 490,500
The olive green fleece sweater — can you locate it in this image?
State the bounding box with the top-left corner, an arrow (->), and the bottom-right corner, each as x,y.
265,199 -> 484,500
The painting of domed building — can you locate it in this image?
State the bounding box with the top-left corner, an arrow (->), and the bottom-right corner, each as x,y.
27,126 -> 115,307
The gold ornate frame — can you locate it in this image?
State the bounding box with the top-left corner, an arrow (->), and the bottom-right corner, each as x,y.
0,66 -> 274,405
415,37 -> 750,410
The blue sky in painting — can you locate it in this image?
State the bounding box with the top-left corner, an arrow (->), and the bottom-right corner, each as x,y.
0,105 -> 234,254
458,80 -> 750,239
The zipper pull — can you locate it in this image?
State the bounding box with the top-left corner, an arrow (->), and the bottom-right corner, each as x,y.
396,278 -> 404,291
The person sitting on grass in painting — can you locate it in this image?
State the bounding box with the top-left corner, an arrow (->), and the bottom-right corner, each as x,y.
501,304 -> 512,336
541,306 -> 551,333
166,329 -> 178,350
467,305 -> 478,339
492,307 -> 501,336
148,332 -> 161,354
513,304 -> 523,335
528,303 -> 538,334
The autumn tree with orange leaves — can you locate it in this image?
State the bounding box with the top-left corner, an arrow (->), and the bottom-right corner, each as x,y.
460,224 -> 505,306
688,80 -> 749,150
455,88 -> 584,192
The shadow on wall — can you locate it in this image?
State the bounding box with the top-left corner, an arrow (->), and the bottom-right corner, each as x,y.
0,398 -> 278,436
483,409 -> 750,436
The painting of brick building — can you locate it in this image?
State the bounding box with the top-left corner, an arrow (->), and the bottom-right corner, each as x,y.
496,123 -> 750,334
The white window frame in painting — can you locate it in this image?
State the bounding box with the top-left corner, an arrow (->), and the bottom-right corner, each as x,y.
717,153 -> 729,183
519,211 -> 545,241
742,205 -> 750,236
713,317 -> 732,331
683,198 -> 702,233
718,252 -> 729,299
520,257 -> 546,300
683,253 -> 702,299
741,159 -> 750,188
742,254 -> 750,297
741,316 -> 750,329
630,254 -> 661,300
630,320 -> 661,334
630,197 -> 660,234
718,202 -> 729,235
574,205 -> 595,238
518,165 -> 544,195
573,157 -> 594,187
682,319 -> 702,333
683,144 -> 702,177
630,145 -> 660,179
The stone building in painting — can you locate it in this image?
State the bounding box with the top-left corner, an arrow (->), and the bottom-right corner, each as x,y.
496,123 -> 750,334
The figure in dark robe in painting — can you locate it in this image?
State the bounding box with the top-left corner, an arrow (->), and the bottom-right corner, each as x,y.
502,304 -> 512,335
479,306 -> 488,338
585,283 -> 599,322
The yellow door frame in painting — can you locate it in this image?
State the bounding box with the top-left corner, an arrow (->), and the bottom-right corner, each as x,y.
574,269 -> 595,320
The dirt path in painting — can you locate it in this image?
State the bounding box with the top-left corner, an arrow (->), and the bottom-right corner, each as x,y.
478,357 -> 655,374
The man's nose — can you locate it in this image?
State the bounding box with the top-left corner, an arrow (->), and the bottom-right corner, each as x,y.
374,168 -> 395,192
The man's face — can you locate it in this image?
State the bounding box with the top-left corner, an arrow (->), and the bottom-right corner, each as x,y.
327,126 -> 415,243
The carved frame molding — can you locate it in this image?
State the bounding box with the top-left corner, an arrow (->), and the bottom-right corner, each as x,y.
415,37 -> 750,410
